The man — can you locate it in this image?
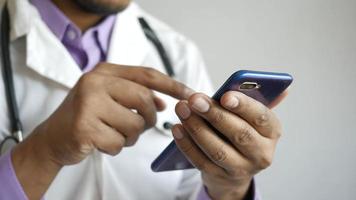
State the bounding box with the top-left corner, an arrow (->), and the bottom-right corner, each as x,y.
0,0 -> 286,199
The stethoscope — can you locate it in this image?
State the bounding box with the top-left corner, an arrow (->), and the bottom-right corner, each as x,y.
0,4 -> 175,154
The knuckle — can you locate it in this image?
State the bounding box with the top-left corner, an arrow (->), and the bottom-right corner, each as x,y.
76,142 -> 92,155
72,117 -> 90,133
78,73 -> 101,88
180,142 -> 194,154
75,75 -> 104,104
147,114 -> 157,128
68,131 -> 93,156
93,62 -> 117,74
142,67 -> 158,80
106,150 -> 119,156
146,115 -> 157,128
272,117 -> 283,139
258,153 -> 273,169
194,161 -> 208,172
73,93 -> 97,115
136,90 -> 154,109
94,62 -> 107,70
72,116 -> 99,137
210,109 -> 226,125
274,127 -> 283,139
109,142 -> 124,156
78,73 -> 92,84
229,168 -> 251,180
189,124 -> 203,136
233,126 -> 254,146
170,80 -> 184,93
133,116 -> 146,133
254,107 -> 270,127
106,151 -> 118,156
125,134 -> 139,147
138,88 -> 153,102
136,89 -> 157,127
211,145 -> 228,163
125,118 -> 145,140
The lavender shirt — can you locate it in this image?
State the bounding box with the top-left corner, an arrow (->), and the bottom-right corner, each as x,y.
0,0 -> 260,199
31,0 -> 116,71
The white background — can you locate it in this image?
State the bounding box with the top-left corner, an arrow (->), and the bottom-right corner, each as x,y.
136,0 -> 356,199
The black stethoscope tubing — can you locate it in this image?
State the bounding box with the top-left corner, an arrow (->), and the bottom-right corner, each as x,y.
0,4 -> 175,154
0,4 -> 23,154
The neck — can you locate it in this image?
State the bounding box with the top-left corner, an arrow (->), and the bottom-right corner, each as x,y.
51,0 -> 103,32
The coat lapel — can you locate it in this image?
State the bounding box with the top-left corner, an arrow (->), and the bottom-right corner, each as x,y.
26,20 -> 82,88
8,0 -> 149,89
8,0 -> 82,89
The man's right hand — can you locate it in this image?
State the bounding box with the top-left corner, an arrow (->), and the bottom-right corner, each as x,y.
11,63 -> 193,199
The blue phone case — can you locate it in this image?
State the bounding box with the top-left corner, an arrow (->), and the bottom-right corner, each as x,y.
151,70 -> 293,172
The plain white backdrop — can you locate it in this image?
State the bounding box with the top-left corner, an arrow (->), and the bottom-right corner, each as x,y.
135,0 -> 356,199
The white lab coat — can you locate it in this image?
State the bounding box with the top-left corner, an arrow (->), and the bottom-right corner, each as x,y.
0,0 -> 214,199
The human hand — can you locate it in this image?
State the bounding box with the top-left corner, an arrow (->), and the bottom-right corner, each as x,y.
173,91 -> 287,200
12,63 -> 193,199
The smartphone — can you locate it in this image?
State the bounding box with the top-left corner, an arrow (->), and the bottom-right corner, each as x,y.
151,70 -> 293,172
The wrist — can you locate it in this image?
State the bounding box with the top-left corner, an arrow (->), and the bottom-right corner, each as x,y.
204,177 -> 253,200
11,126 -> 62,199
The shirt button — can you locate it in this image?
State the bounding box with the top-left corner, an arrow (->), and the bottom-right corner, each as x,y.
67,29 -> 77,40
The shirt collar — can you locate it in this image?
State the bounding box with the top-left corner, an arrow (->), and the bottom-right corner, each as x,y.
30,0 -> 70,40
29,0 -> 116,54
95,15 -> 116,54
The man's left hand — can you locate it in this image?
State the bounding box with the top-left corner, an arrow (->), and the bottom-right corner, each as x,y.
173,91 -> 287,200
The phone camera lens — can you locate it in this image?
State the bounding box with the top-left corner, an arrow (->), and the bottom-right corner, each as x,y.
239,82 -> 261,90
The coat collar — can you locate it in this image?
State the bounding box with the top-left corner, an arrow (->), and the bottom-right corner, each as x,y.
106,3 -> 150,67
7,0 -> 32,41
8,0 -> 149,88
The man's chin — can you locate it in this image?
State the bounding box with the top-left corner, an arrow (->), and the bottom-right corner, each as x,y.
73,0 -> 131,15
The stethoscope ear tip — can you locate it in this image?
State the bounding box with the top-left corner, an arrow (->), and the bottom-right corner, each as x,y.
0,136 -> 19,155
163,122 -> 173,130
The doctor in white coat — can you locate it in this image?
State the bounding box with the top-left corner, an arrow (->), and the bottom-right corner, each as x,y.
0,0 -> 286,199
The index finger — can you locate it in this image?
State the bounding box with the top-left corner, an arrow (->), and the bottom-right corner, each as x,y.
220,91 -> 282,139
94,63 -> 194,100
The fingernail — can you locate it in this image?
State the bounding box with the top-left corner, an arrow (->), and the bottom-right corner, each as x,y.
192,97 -> 210,113
173,127 -> 184,140
177,103 -> 191,120
225,96 -> 239,108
